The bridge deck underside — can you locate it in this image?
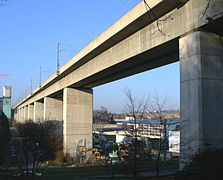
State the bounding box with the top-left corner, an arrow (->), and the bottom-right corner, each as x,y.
75,38 -> 179,88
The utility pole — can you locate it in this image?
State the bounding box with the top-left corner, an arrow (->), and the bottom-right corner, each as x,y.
57,43 -> 60,75
39,66 -> 42,87
56,42 -> 75,75
39,66 -> 53,87
24,86 -> 28,98
30,79 -> 33,94
22,90 -> 24,100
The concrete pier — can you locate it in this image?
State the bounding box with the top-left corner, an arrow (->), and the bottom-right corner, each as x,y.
28,104 -> 34,120
180,31 -> 223,168
63,88 -> 93,156
34,101 -> 44,122
20,108 -> 24,122
43,97 -> 63,121
24,106 -> 28,121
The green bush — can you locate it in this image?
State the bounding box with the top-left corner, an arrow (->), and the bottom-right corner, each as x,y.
0,113 -> 11,165
175,148 -> 223,180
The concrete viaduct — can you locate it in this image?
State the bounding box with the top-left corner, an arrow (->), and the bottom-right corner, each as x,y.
14,0 -> 223,167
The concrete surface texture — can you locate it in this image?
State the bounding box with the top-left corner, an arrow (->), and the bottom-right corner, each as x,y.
34,101 -> 44,122
180,31 -> 223,169
13,0 -> 223,166
27,104 -> 34,120
63,88 -> 93,156
43,97 -> 63,121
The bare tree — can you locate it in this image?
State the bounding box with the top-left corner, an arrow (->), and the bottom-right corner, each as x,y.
14,120 -> 62,174
0,113 -> 11,167
93,106 -> 113,124
148,92 -> 178,176
121,88 -> 150,178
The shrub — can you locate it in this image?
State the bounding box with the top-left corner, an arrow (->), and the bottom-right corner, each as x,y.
0,113 -> 11,165
14,120 -> 63,171
175,148 -> 223,180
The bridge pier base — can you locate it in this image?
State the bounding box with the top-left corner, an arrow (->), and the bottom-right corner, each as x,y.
180,31 -> 223,169
63,88 -> 93,157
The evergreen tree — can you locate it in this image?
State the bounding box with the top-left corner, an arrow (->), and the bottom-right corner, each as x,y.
0,112 -> 11,165
15,120 -> 62,172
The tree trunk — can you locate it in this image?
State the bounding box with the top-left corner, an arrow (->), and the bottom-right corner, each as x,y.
156,138 -> 162,176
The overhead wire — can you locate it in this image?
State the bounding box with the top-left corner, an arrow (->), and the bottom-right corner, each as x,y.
143,0 -> 173,36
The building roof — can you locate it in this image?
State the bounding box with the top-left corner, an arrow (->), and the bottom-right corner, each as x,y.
116,119 -> 180,131
116,119 -> 179,124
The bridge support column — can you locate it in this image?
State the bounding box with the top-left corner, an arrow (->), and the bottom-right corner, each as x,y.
34,101 -> 44,122
44,97 -> 63,121
14,108 -> 19,122
180,31 -> 223,168
28,104 -> 34,120
24,106 -> 28,121
20,108 -> 24,122
63,88 -> 93,157
18,108 -> 22,122
14,109 -> 17,121
16,110 -> 18,121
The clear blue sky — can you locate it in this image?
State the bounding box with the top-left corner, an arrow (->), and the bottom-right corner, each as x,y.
0,0 -> 179,113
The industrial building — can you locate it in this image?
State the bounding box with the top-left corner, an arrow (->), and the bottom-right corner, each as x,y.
93,119 -> 180,156
0,85 -> 12,119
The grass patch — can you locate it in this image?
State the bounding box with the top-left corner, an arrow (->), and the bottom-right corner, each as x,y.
0,166 -> 107,180
39,166 -> 108,179
0,159 -> 178,180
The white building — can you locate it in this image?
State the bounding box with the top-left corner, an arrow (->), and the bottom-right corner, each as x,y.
169,131 -> 180,154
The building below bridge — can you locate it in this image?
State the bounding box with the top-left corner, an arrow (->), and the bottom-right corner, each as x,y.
93,119 -> 180,156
